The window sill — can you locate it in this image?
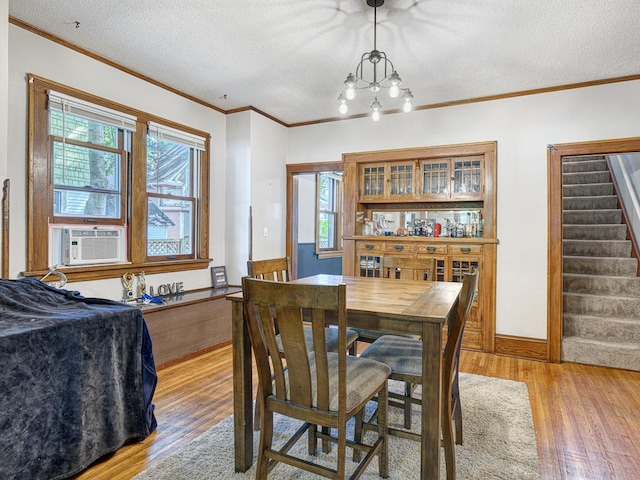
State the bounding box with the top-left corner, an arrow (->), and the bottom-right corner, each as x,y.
316,250 -> 343,260
22,258 -> 212,283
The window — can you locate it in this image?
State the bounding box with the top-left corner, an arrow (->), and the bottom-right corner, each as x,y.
146,123 -> 205,260
48,91 -> 133,224
315,172 -> 343,258
26,75 -> 210,281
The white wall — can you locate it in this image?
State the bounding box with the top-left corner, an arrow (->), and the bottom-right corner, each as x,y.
225,111 -> 251,283
8,25 -> 227,299
288,80 -> 640,340
248,112 -> 288,265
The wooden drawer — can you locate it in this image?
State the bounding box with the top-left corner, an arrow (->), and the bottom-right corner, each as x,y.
448,244 -> 483,255
416,244 -> 448,255
356,242 -> 383,254
383,242 -> 415,254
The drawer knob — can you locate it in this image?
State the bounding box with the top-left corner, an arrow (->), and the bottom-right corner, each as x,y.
394,245 -> 404,251
461,247 -> 471,254
426,246 -> 436,253
365,244 -> 374,250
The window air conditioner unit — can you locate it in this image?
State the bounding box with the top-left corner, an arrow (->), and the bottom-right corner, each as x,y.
62,227 -> 125,266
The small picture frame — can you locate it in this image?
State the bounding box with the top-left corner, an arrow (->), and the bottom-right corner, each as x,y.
211,266 -> 228,289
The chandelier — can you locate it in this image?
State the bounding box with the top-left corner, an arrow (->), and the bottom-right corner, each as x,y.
338,0 -> 414,121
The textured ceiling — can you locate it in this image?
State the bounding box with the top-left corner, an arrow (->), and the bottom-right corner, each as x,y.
8,0 -> 640,125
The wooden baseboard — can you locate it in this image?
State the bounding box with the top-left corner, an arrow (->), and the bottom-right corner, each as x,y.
494,334 -> 548,361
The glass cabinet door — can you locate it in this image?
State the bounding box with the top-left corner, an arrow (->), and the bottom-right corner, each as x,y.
388,162 -> 415,199
361,164 -> 386,199
420,160 -> 450,199
452,156 -> 483,199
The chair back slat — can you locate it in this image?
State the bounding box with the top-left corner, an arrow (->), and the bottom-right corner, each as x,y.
383,256 -> 436,281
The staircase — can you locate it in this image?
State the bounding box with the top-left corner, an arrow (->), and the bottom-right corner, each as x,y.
561,155 -> 640,371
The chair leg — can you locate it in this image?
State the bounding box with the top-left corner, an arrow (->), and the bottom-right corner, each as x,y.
308,423 -> 318,455
441,396 -> 456,480
254,383 -> 262,431
349,341 -> 357,356
378,384 -> 389,478
322,426 -> 331,453
256,403 -> 273,480
337,422 -> 347,479
353,408 -> 364,462
453,396 -> 463,445
403,381 -> 413,429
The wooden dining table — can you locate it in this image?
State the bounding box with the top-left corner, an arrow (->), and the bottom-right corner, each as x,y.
227,274 -> 462,480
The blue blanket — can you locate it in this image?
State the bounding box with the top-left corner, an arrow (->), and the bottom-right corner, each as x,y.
0,278 -> 157,480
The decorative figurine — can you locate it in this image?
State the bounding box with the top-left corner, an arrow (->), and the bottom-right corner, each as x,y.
122,272 -> 135,301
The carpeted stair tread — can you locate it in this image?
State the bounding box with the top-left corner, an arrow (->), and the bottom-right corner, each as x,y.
564,291 -> 640,318
563,239 -> 632,257
562,224 -> 627,240
563,273 -> 640,295
562,336 -> 640,371
562,171 -> 611,185
564,313 -> 640,341
563,195 -> 618,210
563,255 -> 638,276
562,209 -> 622,224
563,183 -> 614,197
562,159 -> 608,173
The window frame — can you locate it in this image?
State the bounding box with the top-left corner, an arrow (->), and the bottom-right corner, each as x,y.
26,74 -> 211,282
315,172 -> 343,259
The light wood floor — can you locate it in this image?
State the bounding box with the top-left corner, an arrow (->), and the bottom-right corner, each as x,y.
73,346 -> 640,480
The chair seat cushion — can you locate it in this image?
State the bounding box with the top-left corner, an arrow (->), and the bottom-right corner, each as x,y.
351,328 -> 419,343
276,327 -> 358,353
283,353 -> 391,412
360,334 -> 423,377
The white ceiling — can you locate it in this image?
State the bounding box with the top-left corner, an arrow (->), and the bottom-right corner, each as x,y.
8,0 -> 640,126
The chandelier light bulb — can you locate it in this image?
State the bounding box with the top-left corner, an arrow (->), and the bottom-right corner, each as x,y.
337,93 -> 349,115
401,89 -> 414,112
344,73 -> 357,100
371,99 -> 382,121
388,71 -> 402,98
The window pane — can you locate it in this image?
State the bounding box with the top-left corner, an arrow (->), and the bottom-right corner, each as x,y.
318,212 -> 335,249
54,189 -> 121,218
52,141 -> 121,218
319,176 -> 331,210
147,135 -> 191,196
147,197 -> 193,256
50,110 -> 118,148
53,142 -> 120,190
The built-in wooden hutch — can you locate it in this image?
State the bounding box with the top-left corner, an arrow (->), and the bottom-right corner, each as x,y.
342,141 -> 497,352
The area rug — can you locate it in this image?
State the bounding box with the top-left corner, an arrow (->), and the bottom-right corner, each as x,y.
133,373 -> 540,479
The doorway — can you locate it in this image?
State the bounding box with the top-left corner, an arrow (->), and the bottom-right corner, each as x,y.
547,137 -> 640,362
286,161 -> 343,279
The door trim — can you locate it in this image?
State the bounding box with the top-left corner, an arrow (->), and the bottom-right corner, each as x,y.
286,162 -> 343,279
547,137 -> 640,363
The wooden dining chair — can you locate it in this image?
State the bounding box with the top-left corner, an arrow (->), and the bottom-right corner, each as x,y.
357,268 -> 479,480
350,256 -> 436,345
242,277 -> 391,480
247,257 -> 359,433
